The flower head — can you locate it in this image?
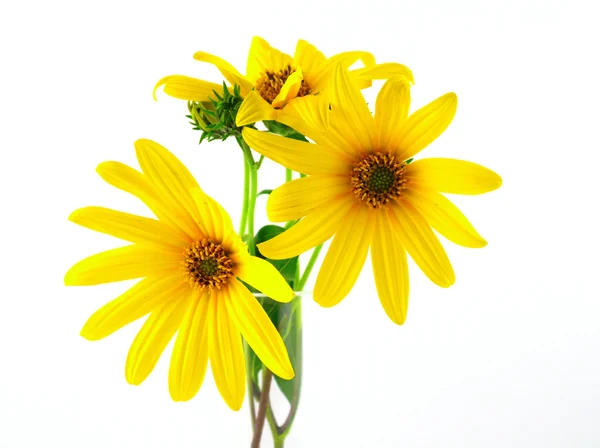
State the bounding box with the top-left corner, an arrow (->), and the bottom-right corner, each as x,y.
154,36 -> 413,131
241,66 -> 502,325
65,139 -> 294,409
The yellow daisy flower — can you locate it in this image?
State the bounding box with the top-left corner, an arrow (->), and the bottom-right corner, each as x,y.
64,139 -> 294,409
154,36 -> 412,128
241,66 -> 502,325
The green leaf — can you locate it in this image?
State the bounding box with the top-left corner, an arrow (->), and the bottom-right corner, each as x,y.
254,225 -> 298,286
273,296 -> 302,405
257,189 -> 273,197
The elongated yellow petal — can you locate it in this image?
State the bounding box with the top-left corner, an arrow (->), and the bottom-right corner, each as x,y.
193,51 -> 252,95
236,91 -> 278,127
258,197 -> 354,260
64,245 -> 180,286
405,188 -> 487,248
69,206 -> 186,251
279,93 -> 330,132
81,275 -> 185,340
242,128 -> 349,175
168,291 -> 211,401
396,93 -> 458,160
225,280 -> 294,380
267,175 -> 350,222
328,63 -> 375,151
388,201 -> 455,287
327,51 -> 376,69
189,188 -> 233,243
96,161 -> 189,241
210,290 -> 246,411
245,36 -> 294,85
134,139 -> 201,238
352,63 -> 414,85
236,256 -> 294,303
314,205 -> 374,307
293,39 -> 327,82
272,67 -> 303,108
153,75 -> 224,101
371,212 -> 409,324
375,77 -> 411,151
405,158 -> 502,195
125,294 -> 190,385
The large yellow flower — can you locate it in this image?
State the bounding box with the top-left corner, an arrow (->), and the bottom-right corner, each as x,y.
154,36 -> 412,128
241,66 -> 502,325
64,139 -> 294,409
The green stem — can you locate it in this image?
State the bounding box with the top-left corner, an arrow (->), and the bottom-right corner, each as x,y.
239,153 -> 250,236
238,137 -> 258,256
297,244 -> 323,291
285,168 -> 292,183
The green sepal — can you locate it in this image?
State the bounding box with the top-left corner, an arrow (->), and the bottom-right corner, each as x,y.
263,120 -> 309,142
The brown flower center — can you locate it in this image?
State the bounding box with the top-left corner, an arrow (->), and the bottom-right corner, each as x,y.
182,239 -> 234,290
350,152 -> 407,208
255,64 -> 311,105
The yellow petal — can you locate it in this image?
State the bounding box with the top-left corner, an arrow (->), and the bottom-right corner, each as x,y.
245,36 -> 294,85
69,206 -> 186,251
242,128 -> 349,175
96,161 -> 189,241
236,256 -> 294,303
375,76 -> 411,151
125,294 -> 190,385
328,63 -> 375,151
314,205 -> 374,307
371,212 -> 409,325
225,280 -> 294,380
168,291 -> 211,401
189,187 -> 234,243
81,275 -> 185,340
352,63 -> 414,85
236,91 -> 278,127
258,197 -> 354,260
293,39 -> 327,82
153,75 -> 224,101
404,188 -> 487,248
278,93 -> 330,133
396,93 -> 458,160
64,245 -> 180,286
134,139 -> 201,238
309,50 -> 374,92
272,67 -> 303,108
327,51 -> 376,69
210,290 -> 246,411
388,201 -> 455,287
266,174 -> 350,222
405,158 -> 502,195
193,51 -> 252,95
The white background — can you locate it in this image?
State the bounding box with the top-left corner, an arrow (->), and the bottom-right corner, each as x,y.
1,0 -> 599,446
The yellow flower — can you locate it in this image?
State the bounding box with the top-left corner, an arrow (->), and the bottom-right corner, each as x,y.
64,139 -> 294,409
241,66 -> 502,325
154,36 -> 412,128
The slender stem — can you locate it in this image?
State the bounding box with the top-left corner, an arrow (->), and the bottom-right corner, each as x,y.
239,154 -> 250,236
238,137 -> 258,256
285,168 -> 292,183
297,244 -> 323,291
251,370 -> 274,448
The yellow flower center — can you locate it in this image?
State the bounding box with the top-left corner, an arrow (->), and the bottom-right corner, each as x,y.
182,239 -> 234,290
255,64 -> 311,105
350,152 -> 407,208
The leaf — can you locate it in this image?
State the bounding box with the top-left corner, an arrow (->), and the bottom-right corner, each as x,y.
245,225 -> 302,403
254,225 -> 298,286
273,296 -> 302,405
257,189 -> 273,197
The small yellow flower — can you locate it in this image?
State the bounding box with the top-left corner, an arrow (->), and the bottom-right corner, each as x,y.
154,36 -> 412,128
64,139 -> 294,409
241,66 -> 502,325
